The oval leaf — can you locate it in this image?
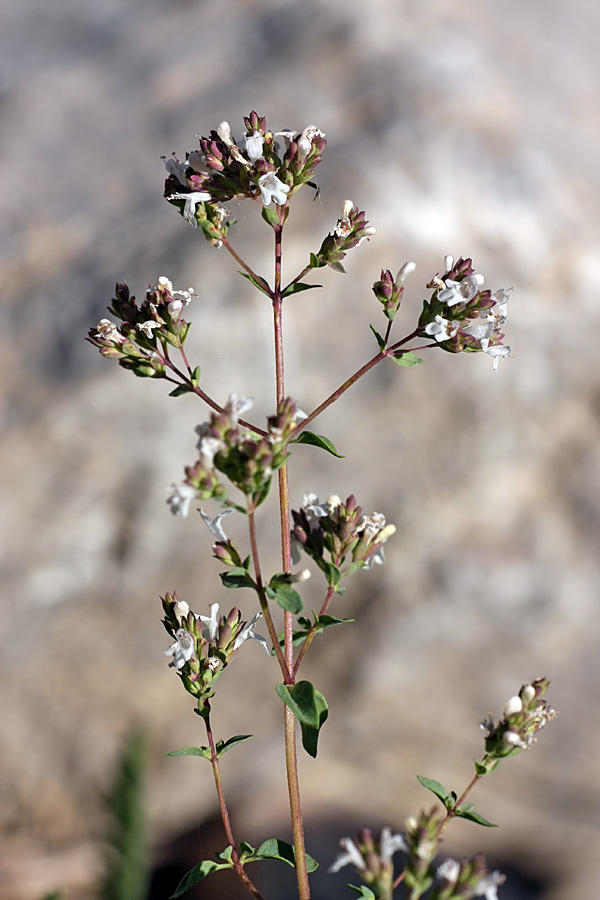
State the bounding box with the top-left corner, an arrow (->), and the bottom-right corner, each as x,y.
276,682 -> 329,757
170,860 -> 229,898
290,431 -> 344,458
391,351 -> 424,367
417,775 -> 449,801
266,583 -> 303,613
254,838 -> 319,872
220,568 -> 255,589
166,746 -> 211,758
282,282 -> 323,298
455,807 -> 498,828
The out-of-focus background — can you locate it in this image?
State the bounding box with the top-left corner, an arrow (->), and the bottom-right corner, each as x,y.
1,0 -> 599,898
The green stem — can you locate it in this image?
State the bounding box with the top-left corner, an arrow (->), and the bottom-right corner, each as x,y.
204,712 -> 265,900
436,771 -> 483,839
273,219 -> 311,900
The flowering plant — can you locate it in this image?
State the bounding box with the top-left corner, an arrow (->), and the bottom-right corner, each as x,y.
88,112 -> 555,900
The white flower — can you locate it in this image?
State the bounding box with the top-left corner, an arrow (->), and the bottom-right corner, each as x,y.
521,684 -> 535,704
137,320 -> 161,338
164,628 -> 195,669
444,255 -> 455,273
438,273 -> 484,306
463,319 -> 495,343
503,730 -> 524,748
257,172 -> 290,207
164,154 -> 189,186
245,130 -> 264,163
217,121 -> 234,145
167,191 -> 212,227
484,343 -> 511,373
232,613 -> 269,654
198,602 -> 220,642
474,870 -> 504,900
328,837 -> 366,873
166,482 -> 196,518
425,315 -> 459,342
397,261 -> 416,283
198,436 -> 225,470
302,492 -> 331,524
157,276 -> 173,292
172,599 -> 190,623
199,507 -> 232,542
491,286 -> 513,320
363,547 -> 386,569
503,695 -> 523,716
437,858 -> 460,884
95,318 -> 124,342
225,393 -> 254,422
297,125 -> 325,161
379,827 -> 408,863
358,512 -> 387,541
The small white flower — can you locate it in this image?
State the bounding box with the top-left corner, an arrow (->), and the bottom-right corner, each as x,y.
164,628 -> 195,669
474,870 -> 504,900
484,343 -> 511,373
444,255 -> 455,273
199,507 -> 232,543
245,130 -> 265,163
206,655 -> 221,672
463,319 -> 495,343
95,318 -> 124,342
425,315 -> 459,342
438,274 -> 484,307
167,191 -> 212,227
137,320 -> 161,338
302,492 -> 331,523
172,599 -> 190,623
198,602 -> 220,642
166,482 -> 196,518
232,612 -> 269,654
397,261 -> 416,283
226,393 -> 254,422
503,730 -> 524,748
164,154 -> 189,186
217,121 -> 234,145
358,511 -> 387,540
491,286 -> 514,320
503,695 -> 523,717
379,827 -> 408,863
437,858 -> 460,884
257,171 -> 290,207
157,276 -> 174,292
363,547 -> 386,569
199,436 -> 225,470
521,684 -> 536,704
328,837 -> 366,873
297,125 -> 325,161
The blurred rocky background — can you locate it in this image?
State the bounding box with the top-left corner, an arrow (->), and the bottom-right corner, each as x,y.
1,0 -> 599,898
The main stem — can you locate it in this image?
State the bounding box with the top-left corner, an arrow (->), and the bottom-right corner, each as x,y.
273,221 -> 310,900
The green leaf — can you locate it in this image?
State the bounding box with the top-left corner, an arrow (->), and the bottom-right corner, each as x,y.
219,568 -> 255,589
168,384 -> 192,397
215,845 -> 234,863
342,560 -> 365,577
240,841 -> 255,859
391,351 -> 424,367
261,206 -> 280,228
282,282 -> 323,298
169,860 -> 230,898
370,323 -> 386,351
290,431 -> 344,458
254,838 -> 319,872
190,365 -> 201,386
417,775 -> 449,802
215,734 -> 253,757
266,583 -> 303,614
348,886 -> 377,900
239,271 -> 272,297
316,614 -> 354,629
309,252 -> 322,269
455,807 -> 498,828
166,746 -> 211,759
276,682 -> 328,757
473,758 -> 489,776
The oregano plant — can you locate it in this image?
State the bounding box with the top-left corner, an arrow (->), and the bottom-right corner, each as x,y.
88,112 -> 556,900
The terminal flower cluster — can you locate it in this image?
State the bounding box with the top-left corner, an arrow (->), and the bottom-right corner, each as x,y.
481,677 -> 557,759
164,111 -> 327,233
162,592 -> 268,704
292,493 -> 396,581
88,277 -> 195,378
312,200 -> 377,272
419,256 -> 512,371
434,856 -> 505,900
329,827 -> 407,897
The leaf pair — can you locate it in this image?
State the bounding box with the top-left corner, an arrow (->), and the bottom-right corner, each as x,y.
416,776 -> 497,827
276,681 -> 328,758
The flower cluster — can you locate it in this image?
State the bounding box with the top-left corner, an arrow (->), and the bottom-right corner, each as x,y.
88,277 -> 195,377
162,592 -> 268,705
329,827 -> 407,896
164,111 -> 327,233
433,855 -> 505,900
480,677 -> 558,761
419,257 -> 512,371
291,493 -> 396,585
312,200 -> 377,273
168,395 -> 303,514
